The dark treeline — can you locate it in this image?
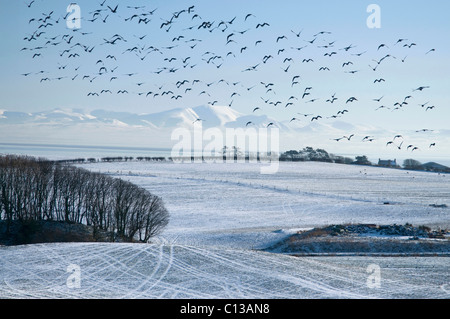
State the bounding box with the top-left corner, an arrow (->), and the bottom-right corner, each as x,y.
0,155 -> 169,242
279,147 -> 355,164
54,156 -> 169,165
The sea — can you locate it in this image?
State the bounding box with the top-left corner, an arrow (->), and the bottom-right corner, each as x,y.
0,143 -> 173,161
1,142 -> 450,167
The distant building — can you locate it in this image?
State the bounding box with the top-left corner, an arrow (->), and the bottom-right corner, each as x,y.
419,162 -> 450,173
378,159 -> 397,167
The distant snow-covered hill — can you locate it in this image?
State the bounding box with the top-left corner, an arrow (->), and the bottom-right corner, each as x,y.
0,105 -> 287,129
1,106 -> 449,162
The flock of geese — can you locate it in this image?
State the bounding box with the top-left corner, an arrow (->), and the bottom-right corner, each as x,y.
20,1 -> 439,153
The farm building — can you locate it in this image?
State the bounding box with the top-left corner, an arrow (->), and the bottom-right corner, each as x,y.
378,159 -> 398,167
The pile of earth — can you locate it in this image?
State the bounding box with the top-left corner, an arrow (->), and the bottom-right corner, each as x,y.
264,224 -> 450,256
304,223 -> 448,239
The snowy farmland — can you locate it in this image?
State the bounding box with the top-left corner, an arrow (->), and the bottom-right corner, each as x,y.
1,161 -> 449,298
85,161 -> 450,249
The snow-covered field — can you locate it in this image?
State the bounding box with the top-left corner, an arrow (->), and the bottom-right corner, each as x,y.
1,242 -> 449,299
1,161 -> 449,298
89,161 -> 450,249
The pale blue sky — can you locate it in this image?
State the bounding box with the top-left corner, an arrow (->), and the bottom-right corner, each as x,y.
0,0 -> 449,159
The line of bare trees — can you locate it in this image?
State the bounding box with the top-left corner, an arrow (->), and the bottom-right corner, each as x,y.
0,155 -> 169,242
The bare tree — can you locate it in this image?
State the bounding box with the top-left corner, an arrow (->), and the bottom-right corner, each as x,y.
0,155 -> 169,242
403,159 -> 422,170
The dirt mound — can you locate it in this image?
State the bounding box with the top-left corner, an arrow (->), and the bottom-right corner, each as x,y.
264,224 -> 450,256
0,220 -> 118,246
300,223 -> 447,239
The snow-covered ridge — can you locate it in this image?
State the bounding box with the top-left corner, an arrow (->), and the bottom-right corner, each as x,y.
0,105 -> 286,129
0,161 -> 449,299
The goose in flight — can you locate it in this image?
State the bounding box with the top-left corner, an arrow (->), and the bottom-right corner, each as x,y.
395,38 -> 408,45
291,29 -> 303,37
345,134 -> 355,141
413,86 -> 430,92
276,35 -> 288,42
245,13 -> 255,21
256,22 -> 270,28
281,65 -> 290,72
107,5 -> 119,13
373,96 -> 384,102
346,97 -> 358,103
326,93 -> 337,103
341,44 -> 355,51
403,43 -> 416,48
352,51 -> 367,56
314,31 -> 332,36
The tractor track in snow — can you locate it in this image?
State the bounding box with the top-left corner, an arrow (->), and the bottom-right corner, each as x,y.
1,243 -> 448,299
